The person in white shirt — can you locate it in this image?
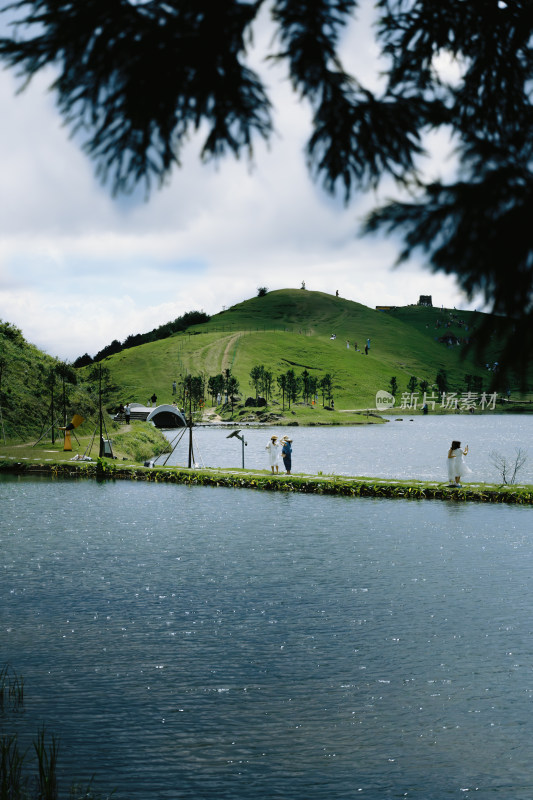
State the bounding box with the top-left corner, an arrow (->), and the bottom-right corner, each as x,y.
265,435 -> 280,473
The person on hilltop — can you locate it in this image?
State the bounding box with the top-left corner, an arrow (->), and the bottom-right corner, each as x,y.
265,435 -> 280,474
447,440 -> 471,486
281,436 -> 293,475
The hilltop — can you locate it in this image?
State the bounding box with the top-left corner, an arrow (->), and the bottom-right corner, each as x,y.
92,289 -> 525,419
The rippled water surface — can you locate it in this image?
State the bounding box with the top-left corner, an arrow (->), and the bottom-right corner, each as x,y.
1,476 -> 533,799
158,414 -> 533,483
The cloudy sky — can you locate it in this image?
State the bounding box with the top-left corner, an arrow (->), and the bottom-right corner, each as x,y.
0,4 -> 476,362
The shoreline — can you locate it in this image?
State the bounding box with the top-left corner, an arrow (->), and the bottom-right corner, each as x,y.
1,459 -> 532,505
196,405 -> 533,426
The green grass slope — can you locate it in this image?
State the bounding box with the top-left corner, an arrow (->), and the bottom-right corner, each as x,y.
99,289 -> 517,411
1,322 -> 100,443
1,322 -> 56,440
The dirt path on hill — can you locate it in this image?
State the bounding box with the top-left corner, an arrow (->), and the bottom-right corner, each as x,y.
221,332 -> 241,372
180,332 -> 241,377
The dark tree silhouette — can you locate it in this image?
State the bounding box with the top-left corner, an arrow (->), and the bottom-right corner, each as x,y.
276,372 -> 287,411
73,352 -> 93,368
207,373 -> 225,405
435,369 -> 448,395
249,364 -> 265,401
183,374 -> 205,411
1,1 -> 532,373
318,373 -> 333,406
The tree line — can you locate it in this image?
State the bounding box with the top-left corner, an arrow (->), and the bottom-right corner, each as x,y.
388,370 -> 485,398
174,364 -> 335,416
73,310 -> 210,367
250,365 -> 334,410
173,370 -> 240,414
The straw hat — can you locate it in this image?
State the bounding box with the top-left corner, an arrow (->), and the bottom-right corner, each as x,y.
271,435 -> 278,441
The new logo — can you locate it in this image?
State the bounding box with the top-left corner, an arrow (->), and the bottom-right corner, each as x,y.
375,390 -> 395,410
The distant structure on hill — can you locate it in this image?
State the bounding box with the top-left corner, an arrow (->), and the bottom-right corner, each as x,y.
375,295 -> 433,311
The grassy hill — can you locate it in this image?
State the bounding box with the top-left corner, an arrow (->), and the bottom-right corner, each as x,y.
0,320 -> 103,442
2,290 -> 529,445
1,321 -> 54,440
94,289 -> 527,414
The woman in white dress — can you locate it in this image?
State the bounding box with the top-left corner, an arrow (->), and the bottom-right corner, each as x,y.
447,440 -> 471,486
266,435 -> 280,473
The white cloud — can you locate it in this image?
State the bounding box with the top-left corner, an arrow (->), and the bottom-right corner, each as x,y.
0,9 -> 478,361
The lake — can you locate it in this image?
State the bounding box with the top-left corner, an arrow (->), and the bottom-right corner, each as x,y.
158,414 -> 533,484
1,474 -> 532,799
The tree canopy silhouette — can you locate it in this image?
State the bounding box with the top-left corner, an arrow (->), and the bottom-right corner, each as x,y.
1,0 -> 532,377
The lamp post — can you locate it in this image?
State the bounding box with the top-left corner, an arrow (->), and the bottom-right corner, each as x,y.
226,429 -> 247,469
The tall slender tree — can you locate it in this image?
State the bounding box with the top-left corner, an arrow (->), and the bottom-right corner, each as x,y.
249,365 -> 264,401
277,373 -> 287,411
225,373 -> 240,413
261,368 -> 273,402
208,374 -> 225,405
319,374 -> 333,406
284,369 -> 299,409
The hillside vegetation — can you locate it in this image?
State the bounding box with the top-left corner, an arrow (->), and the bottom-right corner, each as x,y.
2,290 -> 530,445
1,322 -> 54,440
91,289 -> 527,414
0,321 -> 105,442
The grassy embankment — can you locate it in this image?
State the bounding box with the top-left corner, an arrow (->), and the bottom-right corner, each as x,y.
1,458 -> 532,505
0,422 -> 169,463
